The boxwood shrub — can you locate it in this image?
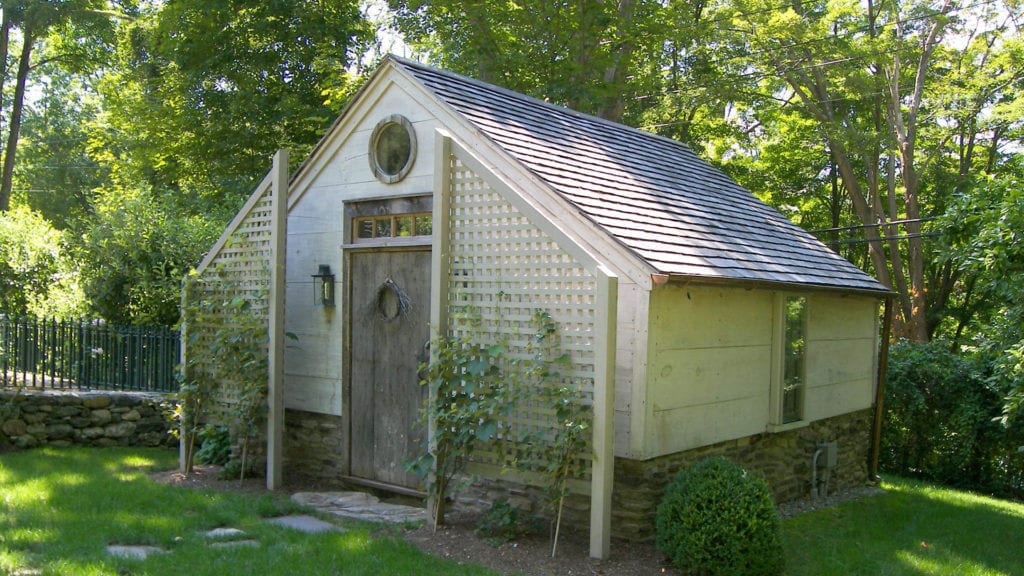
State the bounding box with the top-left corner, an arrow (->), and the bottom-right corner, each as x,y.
656,456 -> 784,576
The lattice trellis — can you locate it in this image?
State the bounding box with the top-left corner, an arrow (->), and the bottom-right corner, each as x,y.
444,155 -> 598,484
182,179 -> 274,402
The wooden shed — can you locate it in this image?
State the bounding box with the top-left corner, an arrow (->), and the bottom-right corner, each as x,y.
185,56 -> 889,557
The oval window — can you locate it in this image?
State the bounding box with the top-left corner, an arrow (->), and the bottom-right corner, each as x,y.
368,115 -> 417,184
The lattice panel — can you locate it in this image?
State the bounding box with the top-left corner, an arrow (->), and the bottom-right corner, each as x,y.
444,154 -> 597,483
183,180 -> 275,408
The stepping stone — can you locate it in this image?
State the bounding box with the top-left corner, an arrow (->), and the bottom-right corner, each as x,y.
106,545 -> 165,560
265,514 -> 344,533
291,491 -> 426,525
209,539 -> 259,548
204,527 -> 248,540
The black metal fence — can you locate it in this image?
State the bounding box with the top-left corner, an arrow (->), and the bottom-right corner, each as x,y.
0,317 -> 180,393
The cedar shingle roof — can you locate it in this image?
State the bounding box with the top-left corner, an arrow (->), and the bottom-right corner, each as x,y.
392,57 -> 888,293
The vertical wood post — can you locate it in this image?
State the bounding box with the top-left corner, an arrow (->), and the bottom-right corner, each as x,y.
590,269 -> 618,560
426,130 -> 454,523
267,149 -> 289,490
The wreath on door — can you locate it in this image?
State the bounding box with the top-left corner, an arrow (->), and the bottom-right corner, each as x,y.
375,277 -> 411,323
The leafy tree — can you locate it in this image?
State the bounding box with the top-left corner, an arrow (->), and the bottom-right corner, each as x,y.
93,0 -> 372,205
388,0 -> 657,122
76,185 -> 221,326
0,205 -> 82,316
11,66 -> 106,228
0,0 -> 121,211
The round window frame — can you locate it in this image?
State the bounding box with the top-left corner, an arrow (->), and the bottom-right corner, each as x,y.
368,114 -> 417,184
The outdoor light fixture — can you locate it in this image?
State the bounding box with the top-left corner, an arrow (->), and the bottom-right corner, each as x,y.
312,264 -> 335,307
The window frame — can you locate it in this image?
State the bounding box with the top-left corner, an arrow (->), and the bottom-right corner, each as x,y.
343,194 -> 433,248
768,293 -> 808,432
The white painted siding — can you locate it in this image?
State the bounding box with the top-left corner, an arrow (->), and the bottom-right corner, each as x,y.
804,294 -> 879,421
646,284 -> 773,456
282,80 -> 442,415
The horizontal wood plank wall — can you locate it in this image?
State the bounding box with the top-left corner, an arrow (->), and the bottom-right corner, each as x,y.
804,294 -> 879,422
647,284 -> 773,456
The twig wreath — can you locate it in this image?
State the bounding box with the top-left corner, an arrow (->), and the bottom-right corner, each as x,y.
375,277 -> 412,322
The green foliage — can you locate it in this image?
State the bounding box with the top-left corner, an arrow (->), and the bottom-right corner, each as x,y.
194,425 -> 232,466
474,499 -> 540,546
179,265 -> 274,479
880,340 -> 1023,497
411,306 -> 591,556
0,205 -> 83,317
656,457 -> 784,576
410,312 -> 517,528
94,0 -> 372,204
76,186 -> 222,326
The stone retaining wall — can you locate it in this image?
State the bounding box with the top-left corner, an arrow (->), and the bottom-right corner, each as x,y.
282,409 -> 346,482
0,388 -> 178,449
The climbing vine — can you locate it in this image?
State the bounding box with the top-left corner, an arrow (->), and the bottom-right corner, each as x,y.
410,305 -> 591,557
178,262 -> 278,480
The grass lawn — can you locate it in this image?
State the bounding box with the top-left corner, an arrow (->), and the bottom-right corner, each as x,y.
0,447 -> 497,576
3,448 -> 1023,575
782,477 -> 1024,576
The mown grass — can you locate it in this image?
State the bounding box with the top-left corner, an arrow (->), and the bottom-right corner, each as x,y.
782,476 -> 1024,576
0,447 -> 497,576
3,448 -> 1023,576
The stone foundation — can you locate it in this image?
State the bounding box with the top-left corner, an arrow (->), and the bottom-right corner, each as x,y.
0,388 -> 178,449
449,409 -> 872,541
612,409 -> 873,540
282,409 -> 347,483
274,407 -> 872,543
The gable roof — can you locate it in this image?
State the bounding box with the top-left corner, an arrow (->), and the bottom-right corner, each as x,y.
387,56 -> 887,294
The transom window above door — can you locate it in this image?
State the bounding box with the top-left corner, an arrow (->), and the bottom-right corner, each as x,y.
346,195 -> 433,245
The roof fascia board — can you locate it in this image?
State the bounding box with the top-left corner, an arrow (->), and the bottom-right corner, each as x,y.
662,273 -> 892,298
195,168 -> 275,275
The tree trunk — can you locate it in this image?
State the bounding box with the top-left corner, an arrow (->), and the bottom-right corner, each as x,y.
0,30 -> 33,212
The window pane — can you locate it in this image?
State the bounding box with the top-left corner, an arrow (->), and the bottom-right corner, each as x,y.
396,216 -> 415,237
375,218 -> 392,238
356,218 -> 374,239
415,216 -> 432,236
783,296 -> 805,423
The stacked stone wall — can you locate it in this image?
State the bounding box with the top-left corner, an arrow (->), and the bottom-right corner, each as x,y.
0,388 -> 177,449
282,409 -> 347,483
612,409 -> 873,540
450,409 -> 873,541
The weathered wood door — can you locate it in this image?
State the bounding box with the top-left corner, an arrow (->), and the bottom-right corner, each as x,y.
349,249 -> 431,489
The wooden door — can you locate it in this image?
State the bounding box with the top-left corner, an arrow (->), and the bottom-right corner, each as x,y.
349,249 -> 431,489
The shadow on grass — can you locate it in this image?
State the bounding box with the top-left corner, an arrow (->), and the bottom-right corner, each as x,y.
0,446 -> 496,576
782,476 -> 1024,576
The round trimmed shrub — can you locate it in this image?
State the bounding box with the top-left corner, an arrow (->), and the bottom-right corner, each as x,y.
656,456 -> 784,576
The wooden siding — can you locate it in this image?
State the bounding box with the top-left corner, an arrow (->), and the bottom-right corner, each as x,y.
804,294 -> 879,422
645,285 -> 879,458
647,285 -> 773,456
282,82 -> 441,415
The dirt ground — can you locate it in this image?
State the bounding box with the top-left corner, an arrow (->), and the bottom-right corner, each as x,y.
150,464 -> 884,576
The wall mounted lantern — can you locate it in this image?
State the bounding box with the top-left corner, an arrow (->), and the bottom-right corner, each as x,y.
312,264 -> 335,307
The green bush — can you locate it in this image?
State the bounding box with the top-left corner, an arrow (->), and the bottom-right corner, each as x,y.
656,457 -> 784,576
881,340 -> 1023,496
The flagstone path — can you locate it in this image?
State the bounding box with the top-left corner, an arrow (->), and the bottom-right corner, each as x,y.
105,491 -> 425,560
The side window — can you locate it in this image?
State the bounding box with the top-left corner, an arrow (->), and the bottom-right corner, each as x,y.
782,296 -> 806,424
771,294 -> 806,429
